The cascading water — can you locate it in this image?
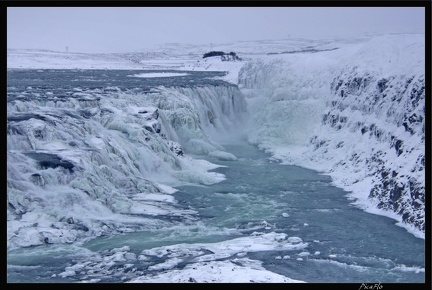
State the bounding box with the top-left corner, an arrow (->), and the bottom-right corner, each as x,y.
7,69 -> 248,252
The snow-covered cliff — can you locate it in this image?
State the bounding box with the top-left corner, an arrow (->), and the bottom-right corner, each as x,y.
238,34 -> 425,238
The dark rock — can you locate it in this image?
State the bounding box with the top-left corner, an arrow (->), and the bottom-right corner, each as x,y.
43,237 -> 52,244
389,184 -> 404,203
78,109 -> 96,119
332,79 -> 343,92
29,173 -> 45,186
152,109 -> 159,120
188,277 -> 197,283
377,78 -> 388,93
33,129 -> 45,139
73,223 -> 89,232
144,125 -> 153,133
380,170 -> 389,179
413,199 -> 423,209
347,77 -> 364,94
409,83 -> 424,108
8,202 -> 16,211
153,122 -> 161,134
207,110 -> 215,125
322,113 -> 329,123
24,152 -> 74,172
7,113 -> 47,122
402,212 -> 410,222
7,124 -> 24,135
402,121 -> 415,135
394,140 -> 403,156
168,141 -> 184,156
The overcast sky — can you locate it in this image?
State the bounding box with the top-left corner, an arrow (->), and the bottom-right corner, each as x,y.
7,7 -> 425,53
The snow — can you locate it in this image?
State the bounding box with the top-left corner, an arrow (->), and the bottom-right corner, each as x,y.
128,259 -> 304,283
172,156 -> 227,186
7,48 -> 244,86
7,49 -> 147,70
181,57 -> 245,85
59,231 -> 308,283
208,150 -> 238,161
140,232 -> 308,259
392,265 -> 425,273
129,72 -> 189,78
154,183 -> 178,194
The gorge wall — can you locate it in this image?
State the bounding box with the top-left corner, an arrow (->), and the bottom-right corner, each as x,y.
238,34 -> 425,237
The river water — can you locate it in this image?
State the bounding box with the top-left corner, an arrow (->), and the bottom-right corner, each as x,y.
7,141 -> 425,283
176,142 -> 425,282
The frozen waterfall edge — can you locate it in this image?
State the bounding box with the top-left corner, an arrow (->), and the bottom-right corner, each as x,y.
7,81 -> 248,250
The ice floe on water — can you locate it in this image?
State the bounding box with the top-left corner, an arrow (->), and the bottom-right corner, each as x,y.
54,231 -> 308,283
129,72 -> 190,78
128,258 -> 304,283
208,150 -> 238,161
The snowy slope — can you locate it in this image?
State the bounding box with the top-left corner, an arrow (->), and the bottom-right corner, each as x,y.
238,34 -> 425,238
7,36 -> 367,76
7,49 -> 149,69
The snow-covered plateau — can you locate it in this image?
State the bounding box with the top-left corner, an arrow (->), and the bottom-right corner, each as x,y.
7,34 -> 426,282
